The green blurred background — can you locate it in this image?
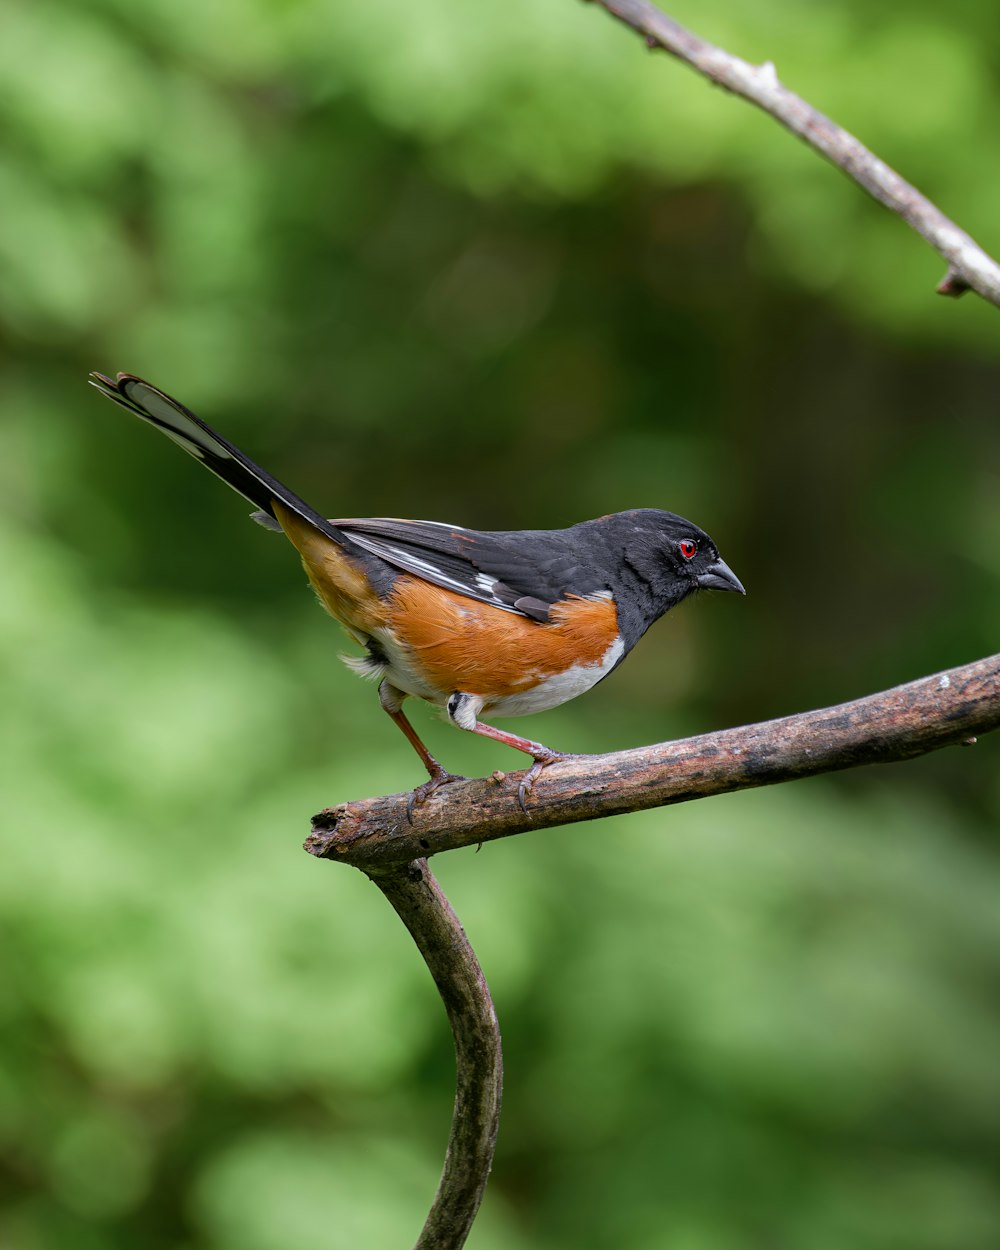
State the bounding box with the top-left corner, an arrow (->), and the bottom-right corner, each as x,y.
2,1 -> 999,1247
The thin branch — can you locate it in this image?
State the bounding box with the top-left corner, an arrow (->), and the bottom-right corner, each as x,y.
308,652 -> 999,869
587,0 -> 1000,308
366,860 -> 502,1250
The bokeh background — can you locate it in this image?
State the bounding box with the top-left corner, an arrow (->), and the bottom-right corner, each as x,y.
2,1 -> 1000,1247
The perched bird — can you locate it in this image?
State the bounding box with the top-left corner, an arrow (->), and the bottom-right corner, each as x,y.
90,372 -> 745,812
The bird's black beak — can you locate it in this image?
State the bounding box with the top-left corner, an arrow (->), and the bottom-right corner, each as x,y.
696,559 -> 746,595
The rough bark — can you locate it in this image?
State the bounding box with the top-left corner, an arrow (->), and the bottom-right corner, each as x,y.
308,653 -> 999,870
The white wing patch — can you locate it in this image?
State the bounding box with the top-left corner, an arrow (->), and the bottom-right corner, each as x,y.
400,518 -> 468,532
344,531 -> 524,615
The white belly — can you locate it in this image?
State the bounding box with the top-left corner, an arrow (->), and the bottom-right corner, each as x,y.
341,627 -> 624,718
484,637 -> 624,718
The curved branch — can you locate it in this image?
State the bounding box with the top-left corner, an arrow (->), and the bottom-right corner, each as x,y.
366,860 -> 503,1250
587,0 -> 1000,308
308,653 -> 999,868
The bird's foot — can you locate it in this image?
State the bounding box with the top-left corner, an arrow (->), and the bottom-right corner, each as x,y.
406,769 -> 466,824
517,749 -> 566,814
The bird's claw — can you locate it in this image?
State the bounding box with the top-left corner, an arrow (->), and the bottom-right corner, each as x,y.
517,751 -> 565,814
406,770 -> 466,824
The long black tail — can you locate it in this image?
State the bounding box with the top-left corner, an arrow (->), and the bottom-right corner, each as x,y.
89,372 -> 346,545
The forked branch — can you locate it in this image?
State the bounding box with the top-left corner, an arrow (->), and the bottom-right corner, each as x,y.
588,0 -> 1000,307
313,654 -> 997,1249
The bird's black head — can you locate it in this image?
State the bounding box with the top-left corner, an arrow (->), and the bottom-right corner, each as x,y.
595,508 -> 745,648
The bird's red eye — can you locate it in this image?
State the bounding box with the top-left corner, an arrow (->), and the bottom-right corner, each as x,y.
679,539 -> 697,560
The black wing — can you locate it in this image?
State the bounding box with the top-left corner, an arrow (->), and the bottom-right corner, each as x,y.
337,516 -> 611,623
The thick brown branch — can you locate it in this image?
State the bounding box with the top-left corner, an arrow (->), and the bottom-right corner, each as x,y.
588,0 -> 1000,308
308,653 -> 999,868
367,861 -> 502,1250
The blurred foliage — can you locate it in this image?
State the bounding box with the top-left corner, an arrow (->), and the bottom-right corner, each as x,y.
2,0 -> 999,1247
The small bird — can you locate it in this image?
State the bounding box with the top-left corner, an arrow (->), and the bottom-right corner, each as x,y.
90,373 -> 745,812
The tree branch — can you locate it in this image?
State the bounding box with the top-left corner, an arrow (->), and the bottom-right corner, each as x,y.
586,0 -> 1000,308
366,861 -> 502,1250
308,653 -> 999,869
313,655 -> 996,1246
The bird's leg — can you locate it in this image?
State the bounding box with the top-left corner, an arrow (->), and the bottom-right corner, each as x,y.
379,681 -> 464,821
446,693 -> 565,812
470,722 -> 566,811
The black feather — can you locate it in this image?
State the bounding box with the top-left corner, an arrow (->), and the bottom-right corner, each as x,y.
89,372 -> 347,549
